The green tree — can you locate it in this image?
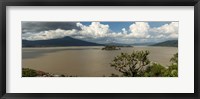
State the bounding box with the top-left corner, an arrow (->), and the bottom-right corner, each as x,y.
164,53 -> 178,77
170,53 -> 178,64
143,63 -> 167,77
110,50 -> 150,77
110,50 -> 178,77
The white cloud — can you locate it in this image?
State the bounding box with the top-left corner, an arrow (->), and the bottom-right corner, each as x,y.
22,29 -> 77,40
122,28 -> 128,34
76,22 -> 110,38
150,22 -> 178,39
127,22 -> 150,38
22,22 -> 178,44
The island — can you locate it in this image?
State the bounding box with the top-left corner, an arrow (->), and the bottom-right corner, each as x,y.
102,45 -> 121,50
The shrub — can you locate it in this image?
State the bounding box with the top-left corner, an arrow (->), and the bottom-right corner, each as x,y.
22,68 -> 37,77
143,63 -> 167,77
164,53 -> 178,77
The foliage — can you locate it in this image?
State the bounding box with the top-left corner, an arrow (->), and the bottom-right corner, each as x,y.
170,53 -> 178,64
22,68 -> 77,77
22,68 -> 37,77
143,63 -> 167,77
110,51 -> 178,77
110,50 -> 150,77
164,53 -> 178,77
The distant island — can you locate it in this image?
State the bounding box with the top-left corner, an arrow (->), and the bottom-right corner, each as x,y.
102,45 -> 121,50
152,40 -> 178,47
105,43 -> 132,47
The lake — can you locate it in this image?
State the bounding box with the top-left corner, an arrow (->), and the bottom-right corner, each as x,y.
22,46 -> 178,77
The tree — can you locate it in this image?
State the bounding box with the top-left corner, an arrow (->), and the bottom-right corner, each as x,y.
143,53 -> 178,77
110,50 -> 178,77
143,63 -> 167,77
110,50 -> 150,77
164,53 -> 178,77
170,53 -> 178,64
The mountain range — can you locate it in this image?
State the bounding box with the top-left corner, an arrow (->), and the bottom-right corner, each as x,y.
22,36 -> 103,47
22,36 -> 178,47
151,40 -> 178,47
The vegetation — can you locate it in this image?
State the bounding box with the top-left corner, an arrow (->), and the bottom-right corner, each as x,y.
22,68 -> 76,77
22,68 -> 37,77
143,63 -> 167,77
110,50 -> 150,76
110,51 -> 178,77
164,53 -> 178,77
102,45 -> 121,50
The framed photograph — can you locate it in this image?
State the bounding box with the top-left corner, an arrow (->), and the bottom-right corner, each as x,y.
0,0 -> 199,99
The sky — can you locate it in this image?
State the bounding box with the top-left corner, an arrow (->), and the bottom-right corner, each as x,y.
22,21 -> 178,44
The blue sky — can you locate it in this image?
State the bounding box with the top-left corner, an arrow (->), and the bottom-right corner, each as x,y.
22,21 -> 178,44
81,22 -> 171,33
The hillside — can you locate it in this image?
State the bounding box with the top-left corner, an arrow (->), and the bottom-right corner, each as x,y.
22,36 -> 103,47
152,40 -> 178,47
132,42 -> 156,46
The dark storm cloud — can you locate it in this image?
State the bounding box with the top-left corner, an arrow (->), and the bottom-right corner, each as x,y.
22,22 -> 80,33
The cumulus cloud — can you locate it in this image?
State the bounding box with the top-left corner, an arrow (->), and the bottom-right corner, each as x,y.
125,22 -> 178,40
150,22 -> 178,39
76,22 -> 110,38
126,22 -> 150,38
22,22 -> 178,44
22,29 -> 77,40
122,28 -> 128,34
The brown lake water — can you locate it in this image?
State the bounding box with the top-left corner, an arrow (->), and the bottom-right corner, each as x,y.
22,46 -> 178,77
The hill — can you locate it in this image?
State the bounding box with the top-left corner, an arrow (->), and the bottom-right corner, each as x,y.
132,42 -> 156,46
152,40 -> 178,47
22,36 -> 103,47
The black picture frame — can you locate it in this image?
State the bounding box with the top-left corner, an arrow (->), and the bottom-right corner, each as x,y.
0,0 -> 199,99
